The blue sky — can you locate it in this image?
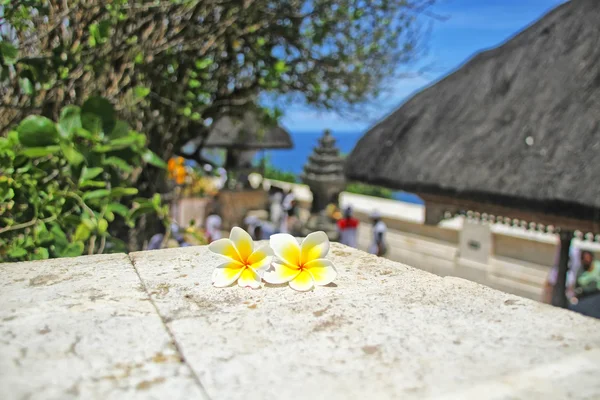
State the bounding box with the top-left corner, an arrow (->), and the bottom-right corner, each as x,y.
282,0 -> 568,133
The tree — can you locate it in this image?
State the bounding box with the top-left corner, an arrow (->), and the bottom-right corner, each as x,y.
1,0 -> 434,247
0,98 -> 168,262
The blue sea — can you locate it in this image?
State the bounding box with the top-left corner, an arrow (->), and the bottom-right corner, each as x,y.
265,131 -> 423,205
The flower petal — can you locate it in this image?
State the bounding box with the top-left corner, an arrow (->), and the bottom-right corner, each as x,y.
300,231 -> 330,265
263,261 -> 301,284
230,226 -> 254,263
237,267 -> 261,289
270,233 -> 300,267
212,261 -> 244,287
209,238 -> 243,264
304,258 -> 337,286
289,270 -> 314,292
247,245 -> 273,275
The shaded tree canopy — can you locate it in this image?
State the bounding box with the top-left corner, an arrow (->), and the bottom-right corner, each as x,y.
1,0 -> 434,166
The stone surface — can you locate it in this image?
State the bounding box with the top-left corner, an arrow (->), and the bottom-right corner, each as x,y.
2,243 -> 600,399
130,243 -> 600,400
0,254 -> 205,400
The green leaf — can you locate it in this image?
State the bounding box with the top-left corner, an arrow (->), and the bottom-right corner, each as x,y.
58,105 -> 82,139
142,150 -> 167,168
82,189 -> 110,201
109,134 -> 143,149
80,180 -> 107,188
0,42 -> 19,65
195,58 -> 212,69
105,211 -> 115,222
73,127 -> 95,139
81,113 -> 102,135
49,224 -> 69,252
152,193 -> 161,207
82,218 -> 97,231
17,115 -> 59,147
108,120 -> 130,138
97,218 -> 108,235
128,204 -> 155,222
274,60 -> 288,73
102,156 -> 133,173
81,166 -> 103,181
19,77 -> 33,95
60,241 -> 84,257
74,223 -> 91,241
8,247 -> 27,258
188,79 -> 201,88
31,247 -> 49,260
82,97 -> 116,134
19,146 -> 60,158
134,86 -> 150,99
60,143 -> 85,165
107,202 -> 129,216
110,187 -> 138,197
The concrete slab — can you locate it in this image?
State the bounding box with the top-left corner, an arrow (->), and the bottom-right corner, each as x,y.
0,254 -> 205,400
132,244 -> 600,400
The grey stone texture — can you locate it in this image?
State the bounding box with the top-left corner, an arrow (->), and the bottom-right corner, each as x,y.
2,243 -> 599,399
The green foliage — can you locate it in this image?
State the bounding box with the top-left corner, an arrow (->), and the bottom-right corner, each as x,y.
0,99 -> 167,262
0,0 -> 433,157
345,182 -> 394,199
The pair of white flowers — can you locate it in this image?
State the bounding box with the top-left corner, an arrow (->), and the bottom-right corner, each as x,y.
208,227 -> 337,291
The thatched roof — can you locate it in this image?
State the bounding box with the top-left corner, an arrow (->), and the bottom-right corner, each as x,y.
346,0 -> 600,221
203,112 -> 293,149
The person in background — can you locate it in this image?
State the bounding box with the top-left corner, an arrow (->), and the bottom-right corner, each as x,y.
288,199 -> 302,235
215,167 -> 227,190
368,210 -> 387,256
575,250 -> 600,299
337,206 -> 359,248
270,192 -> 284,230
244,216 -> 260,239
253,225 -> 264,242
282,189 -> 295,212
205,214 -> 222,243
280,193 -> 296,234
542,243 -> 580,304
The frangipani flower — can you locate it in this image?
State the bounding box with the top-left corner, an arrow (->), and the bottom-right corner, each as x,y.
264,231 -> 337,291
209,227 -> 271,289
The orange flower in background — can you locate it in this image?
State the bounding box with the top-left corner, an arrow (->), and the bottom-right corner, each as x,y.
168,158 -> 177,172
168,157 -> 187,184
175,165 -> 186,185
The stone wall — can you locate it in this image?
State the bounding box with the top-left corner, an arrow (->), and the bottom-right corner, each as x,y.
1,244 -> 599,399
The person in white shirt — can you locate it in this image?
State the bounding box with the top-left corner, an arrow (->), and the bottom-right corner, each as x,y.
215,167 -> 227,190
205,214 -> 222,243
270,192 -> 284,229
368,210 -> 387,256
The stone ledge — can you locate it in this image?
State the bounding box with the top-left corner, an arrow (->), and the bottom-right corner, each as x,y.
0,253 -> 205,400
2,244 -> 600,399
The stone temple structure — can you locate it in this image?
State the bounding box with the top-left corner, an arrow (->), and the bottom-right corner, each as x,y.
301,130 -> 346,213
300,130 -> 346,240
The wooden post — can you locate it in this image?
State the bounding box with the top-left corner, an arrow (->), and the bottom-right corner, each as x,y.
551,231 -> 572,308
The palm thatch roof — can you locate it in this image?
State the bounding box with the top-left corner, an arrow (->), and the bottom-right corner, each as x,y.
346,0 -> 600,222
203,112 -> 293,150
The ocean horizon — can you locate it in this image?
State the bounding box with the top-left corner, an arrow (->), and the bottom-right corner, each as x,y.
266,131 -> 423,205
